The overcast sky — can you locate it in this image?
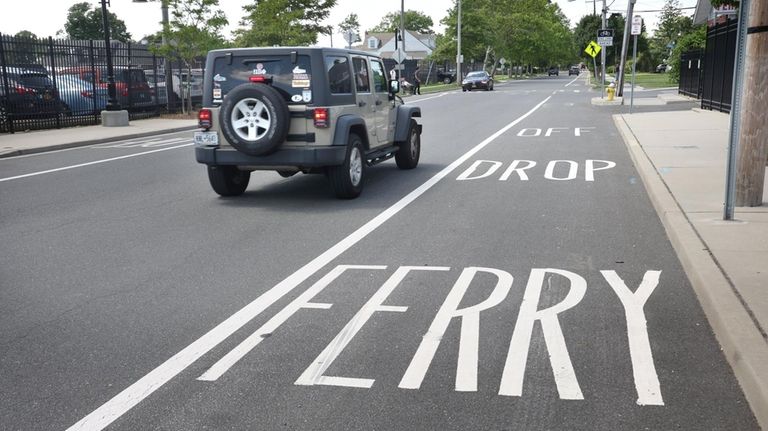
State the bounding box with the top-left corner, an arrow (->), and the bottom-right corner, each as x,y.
1,0 -> 696,44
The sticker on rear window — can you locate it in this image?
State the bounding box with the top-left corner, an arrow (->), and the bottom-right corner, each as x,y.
213,73 -> 226,82
252,63 -> 266,75
292,79 -> 310,88
302,90 -> 312,102
213,88 -> 222,99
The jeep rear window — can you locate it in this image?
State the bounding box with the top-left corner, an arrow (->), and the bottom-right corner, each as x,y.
212,54 -> 312,104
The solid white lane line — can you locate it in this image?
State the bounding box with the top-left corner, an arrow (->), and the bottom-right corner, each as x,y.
0,130 -> 192,160
65,95 -> 552,431
564,75 -> 580,87
408,92 -> 448,103
0,144 -> 192,183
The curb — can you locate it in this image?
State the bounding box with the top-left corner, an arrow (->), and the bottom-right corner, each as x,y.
0,125 -> 198,159
613,113 -> 768,430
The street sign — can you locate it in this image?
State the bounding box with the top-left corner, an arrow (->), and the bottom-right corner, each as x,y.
585,41 -> 601,58
631,16 -> 643,36
597,29 -> 614,46
392,48 -> 406,64
499,58 -> 506,65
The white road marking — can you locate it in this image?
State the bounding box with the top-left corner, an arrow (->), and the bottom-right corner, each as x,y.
93,137 -> 188,149
408,93 -> 448,103
399,267 -> 513,392
295,266 -> 449,388
65,96 -> 554,431
0,130 -> 192,160
197,265 -> 386,382
0,144 -> 192,183
601,270 -> 664,406
544,160 -> 578,181
499,268 -> 587,400
564,75 -> 581,87
456,160 -> 616,182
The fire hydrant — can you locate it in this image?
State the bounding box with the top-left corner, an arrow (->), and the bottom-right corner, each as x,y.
607,82 -> 616,101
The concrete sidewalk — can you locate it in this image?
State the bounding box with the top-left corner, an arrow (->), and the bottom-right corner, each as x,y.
0,117 -> 197,158
615,109 -> 768,429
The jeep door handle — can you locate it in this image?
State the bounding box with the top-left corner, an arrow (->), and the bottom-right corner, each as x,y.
358,101 -> 366,107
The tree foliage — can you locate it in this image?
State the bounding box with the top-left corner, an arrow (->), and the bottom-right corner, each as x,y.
235,0 -> 336,47
63,2 -> 132,42
647,0 -> 696,75
338,13 -> 361,47
668,24 -> 706,83
433,0 -> 575,72
155,0 -> 228,63
370,10 -> 434,34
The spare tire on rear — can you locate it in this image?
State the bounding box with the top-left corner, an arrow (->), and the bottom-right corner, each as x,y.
219,83 -> 290,156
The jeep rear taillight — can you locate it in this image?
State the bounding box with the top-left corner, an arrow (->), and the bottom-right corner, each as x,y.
313,108 -> 329,128
198,108 -> 212,129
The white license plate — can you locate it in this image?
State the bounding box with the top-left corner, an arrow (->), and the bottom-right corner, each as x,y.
194,131 -> 219,146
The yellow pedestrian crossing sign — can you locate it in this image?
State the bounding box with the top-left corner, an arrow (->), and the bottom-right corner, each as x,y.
585,41 -> 601,58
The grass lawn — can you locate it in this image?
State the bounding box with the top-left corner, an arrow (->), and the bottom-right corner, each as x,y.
631,72 -> 677,89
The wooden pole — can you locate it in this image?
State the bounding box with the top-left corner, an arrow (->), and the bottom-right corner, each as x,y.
736,0 -> 768,206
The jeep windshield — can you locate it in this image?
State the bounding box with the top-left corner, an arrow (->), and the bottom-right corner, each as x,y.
211,54 -> 312,105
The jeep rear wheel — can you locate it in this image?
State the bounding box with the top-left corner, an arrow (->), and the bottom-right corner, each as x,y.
395,119 -> 420,170
219,84 -> 289,156
328,134 -> 365,199
207,166 -> 250,196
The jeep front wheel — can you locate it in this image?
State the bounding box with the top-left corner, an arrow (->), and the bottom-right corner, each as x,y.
328,134 -> 365,199
207,166 -> 250,196
395,119 -> 420,169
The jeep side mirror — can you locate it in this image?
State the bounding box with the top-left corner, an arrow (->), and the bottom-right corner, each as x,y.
389,79 -> 400,95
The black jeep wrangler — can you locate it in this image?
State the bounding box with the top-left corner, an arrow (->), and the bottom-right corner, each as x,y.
194,47 -> 422,199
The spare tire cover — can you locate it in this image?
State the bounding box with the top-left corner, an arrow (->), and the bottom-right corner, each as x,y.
219,83 -> 290,156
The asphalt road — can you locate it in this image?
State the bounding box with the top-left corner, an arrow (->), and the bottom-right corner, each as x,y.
0,75 -> 758,430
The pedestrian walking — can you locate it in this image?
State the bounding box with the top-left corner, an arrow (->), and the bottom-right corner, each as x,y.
413,67 -> 421,95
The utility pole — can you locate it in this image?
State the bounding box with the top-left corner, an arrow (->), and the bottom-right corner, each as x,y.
735,0 -> 768,206
617,0 -> 637,98
601,0 -> 607,98
457,0 -> 462,83
101,0 -> 119,111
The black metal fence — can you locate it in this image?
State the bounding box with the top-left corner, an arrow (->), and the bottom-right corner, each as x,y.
679,49 -> 703,98
1,34 -> 196,134
700,19 -> 737,113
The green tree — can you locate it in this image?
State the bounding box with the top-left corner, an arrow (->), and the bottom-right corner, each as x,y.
573,14 -> 601,64
235,0 -> 336,47
491,0 -> 575,72
63,2 -> 132,42
668,24 -> 706,83
432,0 -> 492,65
370,10 -> 435,34
650,0 -> 696,78
338,13 -> 361,47
154,0 -> 228,112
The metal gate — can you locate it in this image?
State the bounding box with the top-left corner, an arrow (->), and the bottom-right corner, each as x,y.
700,19 -> 737,113
679,49 -> 703,98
